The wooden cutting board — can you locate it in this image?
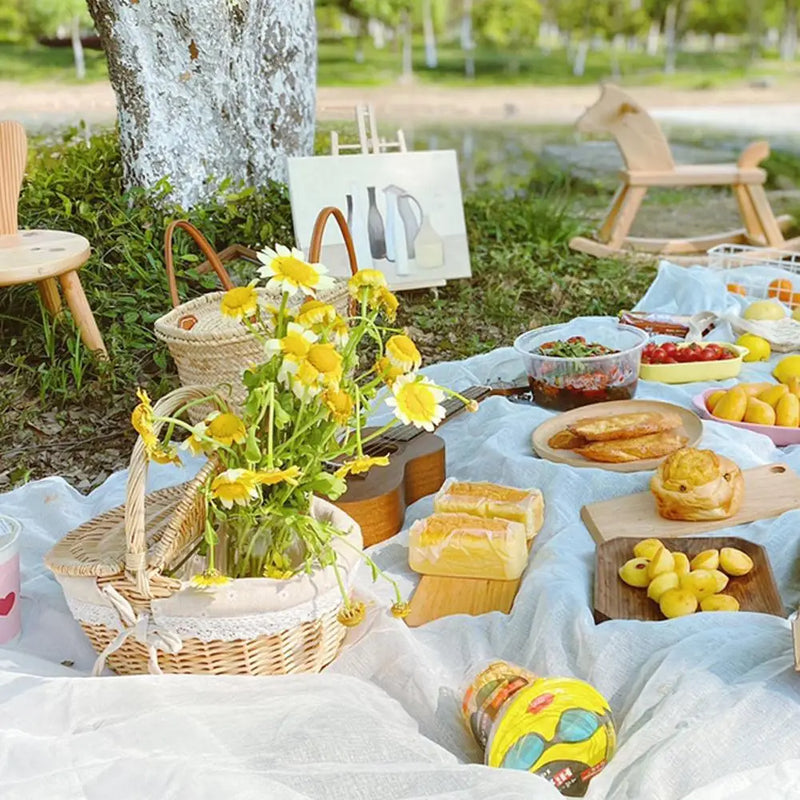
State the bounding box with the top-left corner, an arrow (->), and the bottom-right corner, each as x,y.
581,463 -> 800,544
405,573 -> 523,627
594,536 -> 784,622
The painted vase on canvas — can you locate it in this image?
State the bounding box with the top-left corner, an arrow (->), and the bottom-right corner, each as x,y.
414,214 -> 445,269
366,186 -> 387,261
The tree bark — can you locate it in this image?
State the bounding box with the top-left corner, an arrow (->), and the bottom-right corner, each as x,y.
422,0 -> 438,69
86,0 -> 317,209
461,0 -> 474,79
663,2 -> 677,74
782,0 -> 798,60
71,16 -> 86,80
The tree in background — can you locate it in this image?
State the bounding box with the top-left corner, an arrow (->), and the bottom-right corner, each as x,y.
473,0 -> 542,72
0,0 -> 27,44
18,0 -> 93,77
86,0 -> 317,209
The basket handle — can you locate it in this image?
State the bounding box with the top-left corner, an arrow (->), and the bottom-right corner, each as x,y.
307,206 -> 360,277
164,220 -> 236,308
123,385 -> 219,596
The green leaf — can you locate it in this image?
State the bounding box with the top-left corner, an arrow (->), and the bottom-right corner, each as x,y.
304,472 -> 347,500
244,426 -> 261,462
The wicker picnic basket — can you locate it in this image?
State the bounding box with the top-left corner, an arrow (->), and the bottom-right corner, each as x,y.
154,208 -> 359,420
44,385 -> 362,676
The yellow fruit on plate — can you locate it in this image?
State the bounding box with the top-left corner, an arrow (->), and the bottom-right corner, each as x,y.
700,594 -> 740,612
672,552 -> 690,577
712,387 -> 748,422
776,392 -> 800,427
659,588 -> 699,619
739,382 -> 773,397
719,547 -> 754,577
706,390 -> 726,413
786,376 -> 800,398
774,355 -> 800,385
679,569 -> 718,600
743,300 -> 787,321
709,569 -> 730,593
647,546 -> 675,580
647,571 -> 680,602
757,384 -> 789,408
690,549 -> 719,571
736,334 -> 770,362
633,538 -> 664,560
619,557 -> 651,588
744,397 -> 776,426
793,306 -> 800,322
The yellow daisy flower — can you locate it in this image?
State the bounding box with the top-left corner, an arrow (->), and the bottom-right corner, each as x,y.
205,412 -> 247,446
375,286 -> 399,320
149,444 -> 182,466
386,334 -> 422,372
296,298 -> 336,327
265,322 -> 317,361
348,269 -> 386,298
323,386 -> 354,425
220,284 -> 258,319
210,469 -> 259,509
375,356 -> 405,386
283,358 -> 324,399
330,316 -> 350,347
334,455 -> 390,479
190,569 -> 232,588
255,465 -> 302,486
385,374 -> 446,432
390,601 -> 411,619
337,601 -> 366,627
131,388 -> 157,448
181,421 -> 209,456
257,244 -> 334,297
306,343 -> 343,386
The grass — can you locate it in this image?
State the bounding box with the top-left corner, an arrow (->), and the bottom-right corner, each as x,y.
3,37 -> 799,89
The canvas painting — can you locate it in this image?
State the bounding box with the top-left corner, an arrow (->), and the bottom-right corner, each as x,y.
287,150 -> 471,290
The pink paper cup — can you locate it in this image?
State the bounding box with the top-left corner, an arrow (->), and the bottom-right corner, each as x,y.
0,515 -> 21,645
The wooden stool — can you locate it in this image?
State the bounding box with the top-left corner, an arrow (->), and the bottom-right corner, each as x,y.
0,121 -> 107,357
569,84 -> 798,261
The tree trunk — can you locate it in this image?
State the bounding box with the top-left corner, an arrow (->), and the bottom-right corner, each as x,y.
71,16 -> 86,80
86,0 -> 316,209
782,1 -> 798,61
422,0 -> 438,69
400,10 -> 413,82
461,0 -> 474,79
664,2 -> 677,74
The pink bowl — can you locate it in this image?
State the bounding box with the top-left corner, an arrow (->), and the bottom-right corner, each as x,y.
693,388 -> 800,447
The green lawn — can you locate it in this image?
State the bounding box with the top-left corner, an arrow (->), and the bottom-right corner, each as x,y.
2,38 -> 799,89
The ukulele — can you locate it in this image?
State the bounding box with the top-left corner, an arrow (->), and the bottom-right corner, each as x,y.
333,383 -> 528,548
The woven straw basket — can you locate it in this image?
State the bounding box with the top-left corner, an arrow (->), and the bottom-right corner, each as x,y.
45,385 -> 362,676
154,208 -> 359,420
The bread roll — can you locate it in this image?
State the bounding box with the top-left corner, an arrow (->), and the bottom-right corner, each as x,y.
650,448 -> 744,521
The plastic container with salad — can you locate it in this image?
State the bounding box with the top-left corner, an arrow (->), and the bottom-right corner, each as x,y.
514,318 -> 648,411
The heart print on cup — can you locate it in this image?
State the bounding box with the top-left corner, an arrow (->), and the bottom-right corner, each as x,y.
0,515 -> 21,645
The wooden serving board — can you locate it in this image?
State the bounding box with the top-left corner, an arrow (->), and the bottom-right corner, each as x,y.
581,463 -> 800,544
405,573 -> 523,627
595,536 -> 784,622
532,399 -> 703,473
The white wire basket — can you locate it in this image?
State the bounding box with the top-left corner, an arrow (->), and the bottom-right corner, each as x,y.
707,244 -> 800,306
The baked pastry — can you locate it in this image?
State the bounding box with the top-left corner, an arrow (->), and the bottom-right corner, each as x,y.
574,431 -> 687,463
568,411 -> 682,442
408,513 -> 528,580
650,448 -> 744,521
433,480 -> 544,539
548,429 -> 587,450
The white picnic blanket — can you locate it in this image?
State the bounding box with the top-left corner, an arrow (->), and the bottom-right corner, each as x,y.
3,262 -> 800,800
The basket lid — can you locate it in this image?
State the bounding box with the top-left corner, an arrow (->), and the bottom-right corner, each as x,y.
45,483 -> 193,578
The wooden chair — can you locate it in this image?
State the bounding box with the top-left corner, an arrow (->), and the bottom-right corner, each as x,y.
569,84 -> 796,261
0,120 -> 107,357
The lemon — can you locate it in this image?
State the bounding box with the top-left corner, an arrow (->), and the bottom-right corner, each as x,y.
773,355 -> 800,385
743,300 -> 786,321
736,334 -> 770,362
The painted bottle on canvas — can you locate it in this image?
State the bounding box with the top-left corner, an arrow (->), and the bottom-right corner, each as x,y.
366,186 -> 387,261
346,185 -> 374,271
414,214 -> 445,269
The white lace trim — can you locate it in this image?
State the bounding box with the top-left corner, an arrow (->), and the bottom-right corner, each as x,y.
65,569 -> 357,643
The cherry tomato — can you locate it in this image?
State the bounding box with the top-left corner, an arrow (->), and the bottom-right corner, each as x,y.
662,342 -> 678,356
650,347 -> 666,363
699,348 -> 718,361
664,356 -> 678,364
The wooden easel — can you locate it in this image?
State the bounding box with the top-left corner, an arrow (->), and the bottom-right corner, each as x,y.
330,104 -> 407,156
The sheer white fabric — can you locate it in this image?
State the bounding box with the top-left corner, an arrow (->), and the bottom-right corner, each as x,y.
2,263 -> 800,798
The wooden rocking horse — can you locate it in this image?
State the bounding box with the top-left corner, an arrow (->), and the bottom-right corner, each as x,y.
569,84 -> 797,261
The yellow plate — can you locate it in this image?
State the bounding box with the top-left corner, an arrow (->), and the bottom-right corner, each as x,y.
639,344 -> 747,384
